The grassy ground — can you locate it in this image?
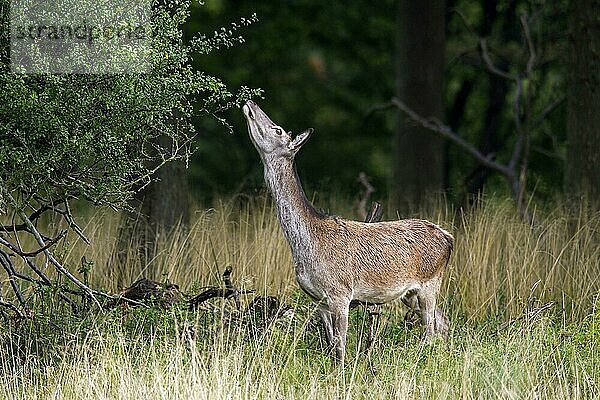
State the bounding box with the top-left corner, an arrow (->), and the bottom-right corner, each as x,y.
1,197 -> 599,399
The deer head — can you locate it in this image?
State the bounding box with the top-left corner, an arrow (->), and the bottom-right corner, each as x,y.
243,100 -> 313,161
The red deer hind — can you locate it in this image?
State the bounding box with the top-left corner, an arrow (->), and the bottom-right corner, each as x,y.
243,100 -> 453,365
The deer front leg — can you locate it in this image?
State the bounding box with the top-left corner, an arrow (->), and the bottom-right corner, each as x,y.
402,290 -> 420,327
329,300 -> 350,366
318,305 -> 334,348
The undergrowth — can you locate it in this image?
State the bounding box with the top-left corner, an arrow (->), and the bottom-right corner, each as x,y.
1,197 -> 599,399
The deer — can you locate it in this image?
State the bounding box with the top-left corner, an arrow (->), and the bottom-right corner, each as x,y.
242,100 -> 453,365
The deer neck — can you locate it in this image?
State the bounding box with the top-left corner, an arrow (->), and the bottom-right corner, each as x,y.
263,157 -> 320,258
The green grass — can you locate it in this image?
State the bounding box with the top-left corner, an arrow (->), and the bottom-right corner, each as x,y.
2,303 -> 599,399
1,196 -> 600,399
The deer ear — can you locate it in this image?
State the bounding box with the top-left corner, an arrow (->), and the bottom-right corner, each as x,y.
289,128 -> 313,152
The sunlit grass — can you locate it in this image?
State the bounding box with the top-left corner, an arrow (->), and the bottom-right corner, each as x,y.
2,306 -> 598,399
61,196 -> 600,321
1,196 -> 599,399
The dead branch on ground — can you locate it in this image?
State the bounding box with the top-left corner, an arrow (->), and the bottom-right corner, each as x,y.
188,266 -> 254,310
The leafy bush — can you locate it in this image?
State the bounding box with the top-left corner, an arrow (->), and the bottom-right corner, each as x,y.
0,0 -> 260,317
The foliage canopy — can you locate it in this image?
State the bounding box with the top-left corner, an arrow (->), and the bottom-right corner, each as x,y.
0,0 -> 259,212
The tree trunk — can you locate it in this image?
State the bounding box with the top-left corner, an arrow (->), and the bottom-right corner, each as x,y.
394,0 -> 446,209
566,0 -> 600,207
139,156 -> 191,234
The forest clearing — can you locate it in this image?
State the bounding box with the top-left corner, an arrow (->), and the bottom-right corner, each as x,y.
2,0 -> 599,398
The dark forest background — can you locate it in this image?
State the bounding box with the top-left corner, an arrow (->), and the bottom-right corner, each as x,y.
137,0 -> 598,229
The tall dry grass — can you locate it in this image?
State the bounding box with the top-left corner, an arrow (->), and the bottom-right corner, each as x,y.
2,196 -> 600,399
43,196 -> 598,321
448,200 -> 600,321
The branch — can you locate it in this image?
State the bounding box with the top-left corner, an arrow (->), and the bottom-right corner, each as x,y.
0,251 -> 28,308
357,172 -> 376,220
362,102 -> 395,129
0,203 -> 54,232
0,300 -> 25,319
0,242 -> 86,315
391,97 -> 531,219
449,8 -> 478,36
23,257 -> 52,285
32,198 -> 90,245
189,266 -> 254,310
64,200 -> 90,245
0,231 -> 66,257
0,189 -> 101,308
391,97 -> 513,178
520,14 -> 536,78
0,248 -> 38,284
479,39 -> 517,81
509,77 -> 524,171
127,135 -> 195,189
531,95 -> 566,129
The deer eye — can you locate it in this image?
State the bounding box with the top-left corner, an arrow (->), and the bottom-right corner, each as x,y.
271,127 -> 285,135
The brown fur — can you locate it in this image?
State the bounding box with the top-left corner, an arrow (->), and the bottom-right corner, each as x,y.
317,218 -> 452,281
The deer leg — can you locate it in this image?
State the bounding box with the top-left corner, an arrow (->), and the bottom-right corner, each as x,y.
330,300 -> 350,366
417,289 -> 436,341
401,290 -> 419,310
402,290 -> 421,327
419,275 -> 448,342
364,305 -> 380,353
403,287 -> 449,340
318,305 -> 334,348
434,308 -> 450,340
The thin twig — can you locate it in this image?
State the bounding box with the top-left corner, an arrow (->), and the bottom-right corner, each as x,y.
188,287 -> 254,310
0,231 -> 66,257
509,77 -> 524,171
362,103 -> 395,129
520,14 -> 536,78
479,39 -> 517,81
0,248 -> 38,284
23,257 -> 52,285
1,189 -> 101,308
0,300 -> 25,319
0,251 -> 27,307
392,97 -> 529,218
0,201 -> 60,232
33,199 -> 90,245
357,173 -> 376,220
64,200 -> 90,245
450,8 -> 477,36
531,96 -> 565,129
497,301 -> 556,333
